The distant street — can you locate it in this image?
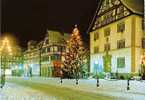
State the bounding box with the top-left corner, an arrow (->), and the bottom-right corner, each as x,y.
0,77 -> 144,100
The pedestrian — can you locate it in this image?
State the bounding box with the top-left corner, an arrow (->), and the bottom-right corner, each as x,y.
60,68 -> 63,83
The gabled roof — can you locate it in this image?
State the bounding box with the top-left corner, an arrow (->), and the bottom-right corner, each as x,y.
121,0 -> 144,15
87,0 -> 144,33
97,0 -> 144,15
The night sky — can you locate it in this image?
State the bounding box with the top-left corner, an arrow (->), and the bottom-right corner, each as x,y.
1,0 -> 99,48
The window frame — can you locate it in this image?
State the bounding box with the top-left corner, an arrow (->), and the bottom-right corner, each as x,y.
104,43 -> 110,51
117,22 -> 125,32
94,32 -> 99,41
94,46 -> 99,53
117,57 -> 125,68
117,39 -> 125,49
104,27 -> 111,37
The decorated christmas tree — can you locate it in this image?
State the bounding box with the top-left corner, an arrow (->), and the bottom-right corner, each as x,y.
63,25 -> 89,79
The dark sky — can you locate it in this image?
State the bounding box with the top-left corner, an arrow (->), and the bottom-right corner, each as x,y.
1,0 -> 99,48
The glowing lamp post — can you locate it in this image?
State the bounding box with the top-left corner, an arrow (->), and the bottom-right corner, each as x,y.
94,61 -> 99,87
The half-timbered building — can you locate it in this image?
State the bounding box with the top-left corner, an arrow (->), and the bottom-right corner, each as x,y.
89,0 -> 144,76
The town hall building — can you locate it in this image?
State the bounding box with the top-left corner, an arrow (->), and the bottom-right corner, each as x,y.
89,0 -> 145,76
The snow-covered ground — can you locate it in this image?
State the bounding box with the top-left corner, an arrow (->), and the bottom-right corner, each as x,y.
27,77 -> 145,100
0,77 -> 145,100
0,82 -> 56,100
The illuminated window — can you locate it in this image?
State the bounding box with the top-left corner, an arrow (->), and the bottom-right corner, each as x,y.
50,46 -> 53,52
117,57 -> 125,68
53,46 -> 58,52
104,43 -> 110,51
117,39 -> 125,49
104,27 -> 110,36
117,22 -> 125,32
45,48 -> 47,53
